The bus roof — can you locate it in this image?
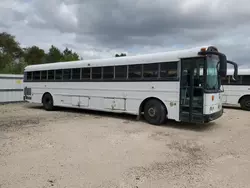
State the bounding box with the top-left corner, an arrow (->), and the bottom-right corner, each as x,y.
24,45 -> 213,72
227,68 -> 250,75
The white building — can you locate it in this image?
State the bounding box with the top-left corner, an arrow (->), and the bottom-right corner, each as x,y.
0,74 -> 24,103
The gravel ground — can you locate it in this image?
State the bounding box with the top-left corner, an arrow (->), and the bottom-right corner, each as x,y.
0,103 -> 250,188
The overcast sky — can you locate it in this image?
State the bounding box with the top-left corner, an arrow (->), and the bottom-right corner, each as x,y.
0,0 -> 250,66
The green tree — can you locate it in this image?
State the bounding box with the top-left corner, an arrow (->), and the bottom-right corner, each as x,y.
13,58 -> 28,74
0,32 -> 23,73
23,46 -> 46,65
0,32 -> 83,74
61,47 -> 80,62
45,45 -> 63,63
115,53 -> 126,57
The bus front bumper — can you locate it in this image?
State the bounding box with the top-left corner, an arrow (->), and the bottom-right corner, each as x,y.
204,109 -> 223,123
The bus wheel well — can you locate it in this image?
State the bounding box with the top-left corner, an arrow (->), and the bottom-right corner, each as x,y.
41,92 -> 54,111
238,95 -> 250,104
139,97 -> 168,115
41,92 -> 52,103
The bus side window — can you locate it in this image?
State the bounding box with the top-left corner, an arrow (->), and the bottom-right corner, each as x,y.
48,70 -> 54,80
72,68 -> 81,80
129,64 -> 142,79
82,68 -> 90,80
33,71 -> 41,81
143,63 -> 158,78
103,66 -> 114,79
63,69 -> 71,80
92,67 -> 102,80
41,71 -> 47,80
115,65 -> 127,80
221,76 -> 229,85
229,75 -> 241,85
55,69 -> 63,80
27,72 -> 32,81
160,62 -> 178,79
242,75 -> 250,85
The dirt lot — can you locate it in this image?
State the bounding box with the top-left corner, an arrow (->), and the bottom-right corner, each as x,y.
0,103 -> 250,188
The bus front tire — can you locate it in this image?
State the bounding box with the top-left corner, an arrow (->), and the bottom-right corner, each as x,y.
42,93 -> 54,111
144,99 -> 166,125
240,96 -> 250,111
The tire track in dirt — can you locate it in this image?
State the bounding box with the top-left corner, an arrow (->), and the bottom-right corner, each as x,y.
0,104 -> 86,132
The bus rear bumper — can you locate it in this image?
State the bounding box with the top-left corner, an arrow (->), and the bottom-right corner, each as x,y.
204,109 -> 223,123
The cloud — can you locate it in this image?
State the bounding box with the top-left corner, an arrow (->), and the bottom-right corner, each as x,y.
0,0 -> 250,64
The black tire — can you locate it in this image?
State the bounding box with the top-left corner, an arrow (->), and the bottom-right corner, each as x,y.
240,96 -> 250,111
143,99 -> 167,125
42,93 -> 54,111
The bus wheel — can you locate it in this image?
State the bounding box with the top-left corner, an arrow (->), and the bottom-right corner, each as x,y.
240,96 -> 250,111
143,99 -> 166,125
42,93 -> 54,111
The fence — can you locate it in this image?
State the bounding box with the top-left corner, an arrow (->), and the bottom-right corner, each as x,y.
0,74 -> 24,103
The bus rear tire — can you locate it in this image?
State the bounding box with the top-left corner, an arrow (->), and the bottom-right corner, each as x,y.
42,93 -> 54,111
240,96 -> 250,111
143,99 -> 166,125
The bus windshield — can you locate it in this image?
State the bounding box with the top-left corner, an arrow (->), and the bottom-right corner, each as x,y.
206,55 -> 219,91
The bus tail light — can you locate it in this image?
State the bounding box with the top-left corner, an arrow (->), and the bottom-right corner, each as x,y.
212,95 -> 214,101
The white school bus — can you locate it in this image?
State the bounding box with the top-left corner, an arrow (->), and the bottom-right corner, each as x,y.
221,68 -> 250,110
23,46 -> 238,125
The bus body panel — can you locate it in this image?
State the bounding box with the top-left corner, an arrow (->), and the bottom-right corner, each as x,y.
23,45 -> 234,124
24,81 -> 181,121
222,85 -> 250,106
222,68 -> 250,108
203,93 -> 222,115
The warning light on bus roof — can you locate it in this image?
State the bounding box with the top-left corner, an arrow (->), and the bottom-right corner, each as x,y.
200,47 -> 206,52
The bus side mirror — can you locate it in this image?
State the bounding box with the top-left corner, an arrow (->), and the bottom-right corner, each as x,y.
227,60 -> 238,81
218,54 -> 227,77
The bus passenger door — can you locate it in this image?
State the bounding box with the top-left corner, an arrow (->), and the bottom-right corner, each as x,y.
180,57 -> 205,123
